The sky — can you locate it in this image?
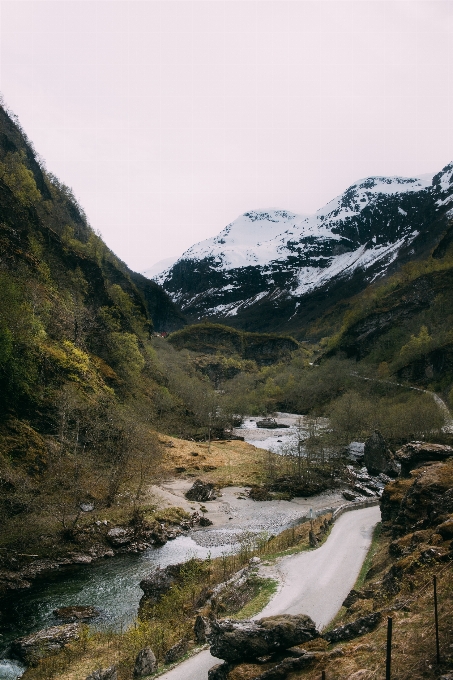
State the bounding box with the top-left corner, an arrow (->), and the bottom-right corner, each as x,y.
1,1 -> 453,274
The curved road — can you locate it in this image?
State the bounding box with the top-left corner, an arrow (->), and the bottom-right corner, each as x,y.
158,504 -> 381,680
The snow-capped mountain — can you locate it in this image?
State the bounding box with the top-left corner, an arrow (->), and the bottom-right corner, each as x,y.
150,163 -> 453,332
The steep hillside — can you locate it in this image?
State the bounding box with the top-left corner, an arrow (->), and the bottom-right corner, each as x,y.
325,220 -> 453,394
168,322 -> 299,366
154,167 -> 453,336
0,104 -> 211,567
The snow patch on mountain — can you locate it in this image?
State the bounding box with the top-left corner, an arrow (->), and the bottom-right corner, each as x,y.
148,164 -> 453,324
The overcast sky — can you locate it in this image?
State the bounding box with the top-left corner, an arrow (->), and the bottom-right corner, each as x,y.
1,1 -> 452,273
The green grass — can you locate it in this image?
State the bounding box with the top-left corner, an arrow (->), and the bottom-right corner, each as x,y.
233,578 -> 279,619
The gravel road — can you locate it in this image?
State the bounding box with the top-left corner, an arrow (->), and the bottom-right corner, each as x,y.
157,504 -> 381,680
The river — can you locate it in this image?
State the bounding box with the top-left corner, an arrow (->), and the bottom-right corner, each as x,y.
0,413 -> 333,679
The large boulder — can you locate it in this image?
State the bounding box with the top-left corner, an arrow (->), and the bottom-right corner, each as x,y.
11,623 -> 80,665
139,564 -> 183,606
133,647 -> 157,678
185,479 -> 217,502
208,614 -> 318,663
364,431 -> 398,477
323,613 -> 382,643
394,442 -> 453,477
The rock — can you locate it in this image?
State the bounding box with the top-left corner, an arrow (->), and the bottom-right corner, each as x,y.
106,526 -> 134,547
208,663 -> 232,680
256,418 -> 279,429
79,502 -> 95,512
323,613 -> 382,643
395,442 -> 453,477
140,563 -> 188,605
437,516 -> 453,539
53,606 -> 100,622
342,589 -> 361,608
208,614 -> 318,663
353,484 -> 376,498
343,491 -> 358,501
85,667 -> 117,680
194,615 -> 212,643
133,647 -> 157,678
251,653 -> 316,679
185,479 -> 217,502
71,554 -> 93,564
364,431 -> 398,477
164,638 -> 189,664
248,485 -> 273,501
199,516 -> 214,526
381,459 -> 453,537
347,671 -> 373,680
11,623 -> 80,665
249,556 -> 261,566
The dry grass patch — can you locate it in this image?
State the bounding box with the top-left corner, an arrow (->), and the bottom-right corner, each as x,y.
158,436 -> 268,487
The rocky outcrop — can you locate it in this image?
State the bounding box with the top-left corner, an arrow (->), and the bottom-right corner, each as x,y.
364,431 -> 398,477
185,479 -> 217,502
208,614 -> 318,663
11,623 -> 80,665
54,606 -> 100,622
381,459 -> 453,536
394,442 -> 453,476
133,647 -> 157,678
323,613 -> 382,643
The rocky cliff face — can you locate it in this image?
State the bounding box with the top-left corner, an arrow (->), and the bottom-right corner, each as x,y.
152,165 -> 453,333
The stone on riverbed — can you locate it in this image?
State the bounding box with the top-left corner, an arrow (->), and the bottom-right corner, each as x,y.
185,479 -> 217,502
11,623 -> 80,665
208,614 -> 319,663
54,605 -> 100,622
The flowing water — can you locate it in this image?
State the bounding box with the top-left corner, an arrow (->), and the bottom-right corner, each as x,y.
0,535 -> 232,679
1,412 -> 315,679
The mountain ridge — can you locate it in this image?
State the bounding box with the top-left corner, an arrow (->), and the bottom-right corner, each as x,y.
152,165 -> 453,335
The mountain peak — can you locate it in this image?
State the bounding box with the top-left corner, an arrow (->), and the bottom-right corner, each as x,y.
149,164 -> 453,332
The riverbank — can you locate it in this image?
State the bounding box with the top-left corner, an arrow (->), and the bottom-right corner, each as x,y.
0,431 -> 349,599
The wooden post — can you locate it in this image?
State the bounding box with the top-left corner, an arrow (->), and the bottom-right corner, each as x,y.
386,616 -> 393,680
322,671 -> 326,680
434,575 -> 440,663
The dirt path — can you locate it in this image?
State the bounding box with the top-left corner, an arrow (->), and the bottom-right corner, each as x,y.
157,505 -> 381,680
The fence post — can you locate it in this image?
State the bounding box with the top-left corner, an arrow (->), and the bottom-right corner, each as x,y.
322,671 -> 326,680
386,616 -> 393,680
434,575 -> 440,663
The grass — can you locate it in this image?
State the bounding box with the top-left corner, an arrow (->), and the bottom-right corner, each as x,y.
232,577 -> 278,619
158,435 -> 268,487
